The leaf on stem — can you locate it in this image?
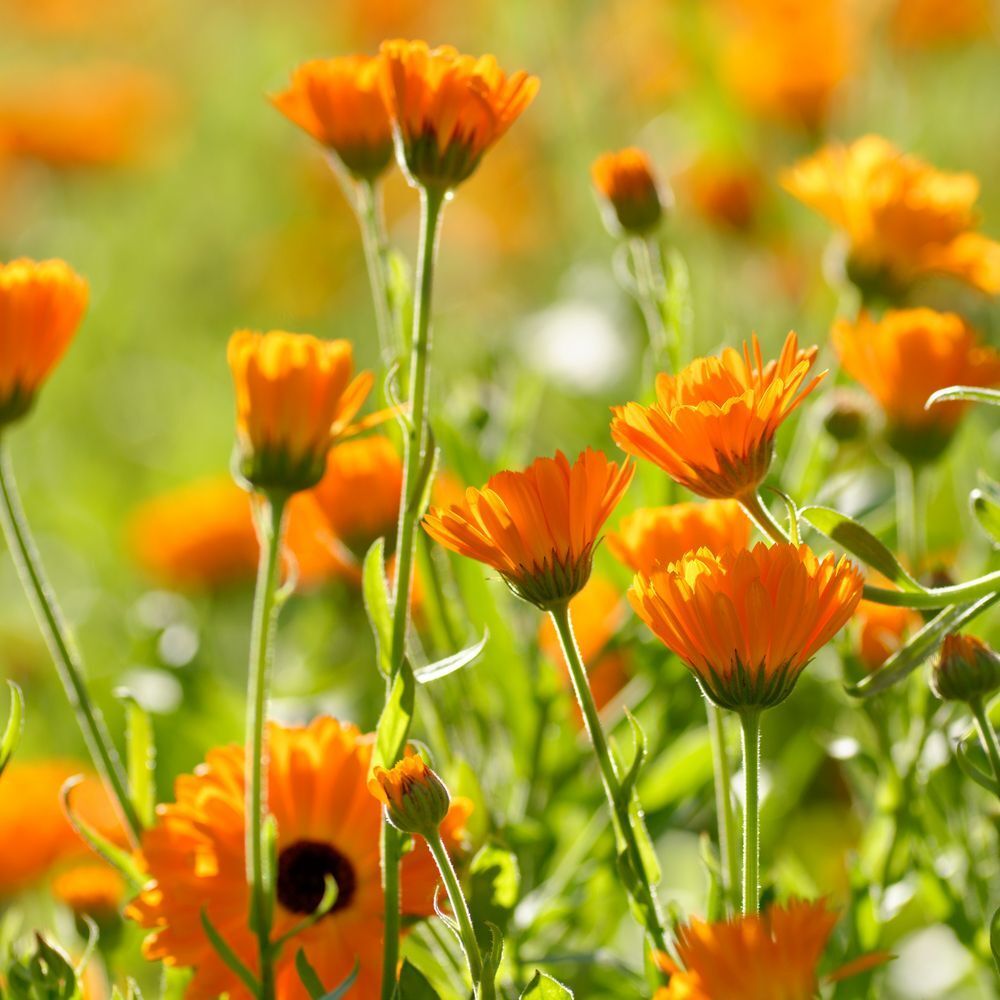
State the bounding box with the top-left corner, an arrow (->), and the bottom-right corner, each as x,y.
414,631 -> 489,684
372,662 -> 416,770
970,476 -> 1000,546
521,970 -> 574,998
0,679 -> 24,779
199,910 -> 260,996
925,385 -> 1000,408
295,950 -> 359,1000
397,959 -> 439,999
114,689 -> 156,828
363,539 -> 394,678
955,737 -> 1000,796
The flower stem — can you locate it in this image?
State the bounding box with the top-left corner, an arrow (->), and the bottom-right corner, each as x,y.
706,700 -> 739,906
969,697 -> 1000,801
739,490 -> 791,546
244,493 -> 287,1000
354,177 -> 397,370
739,709 -> 762,916
895,461 -> 922,573
629,236 -> 670,371
549,603 -> 670,960
426,830 -> 490,999
379,818 -> 402,997
0,441 -> 142,845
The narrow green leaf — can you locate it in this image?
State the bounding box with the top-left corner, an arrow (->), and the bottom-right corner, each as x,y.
410,434 -> 439,522
295,951 -> 359,1000
373,663 -> 416,769
926,385 -> 1000,408
115,690 -> 156,828
0,679 -> 25,778
800,505 -> 925,593
397,959 -> 440,1000
616,709 -> 648,806
970,488 -> 1000,545
955,737 -> 1000,795
274,876 -> 338,951
414,630 -> 489,684
766,487 -> 800,545
481,922 -> 504,987
363,538 -> 393,677
521,970 -> 574,998
200,911 -> 259,995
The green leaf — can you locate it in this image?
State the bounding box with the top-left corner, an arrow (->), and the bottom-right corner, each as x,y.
9,934 -> 80,1000
410,434 -> 439,522
800,506 -> 925,593
200,911 -> 259,995
955,737 -> 1000,796
0,679 -> 24,779
639,726 -> 713,811
414,631 -> 489,684
363,538 -> 393,677
115,689 -> 156,827
766,487 -> 800,545
521,971 -> 573,998
397,959 -> 440,1000
294,951 -> 360,1000
480,922 -> 504,991
373,662 -> 416,769
469,844 -> 520,945
926,385 -> 1000,408
970,486 -> 1000,545
387,248 -> 414,357
991,906 -> 1000,976
616,709 -> 648,807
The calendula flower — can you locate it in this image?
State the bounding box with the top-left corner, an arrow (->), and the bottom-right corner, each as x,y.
423,449 -> 634,610
127,717 -> 472,999
611,332 -> 823,500
591,147 -> 668,236
891,0 -> 992,49
228,330 -> 373,494
656,898 -> 889,1000
0,258 -> 88,429
932,634 -> 1000,703
832,309 -> 1000,462
681,153 -> 765,233
369,753 -> 451,837
630,543 -> 862,711
51,863 -> 124,918
608,500 -> 750,576
782,135 -> 1000,295
853,598 -> 921,672
378,39 -> 539,190
270,56 -> 394,181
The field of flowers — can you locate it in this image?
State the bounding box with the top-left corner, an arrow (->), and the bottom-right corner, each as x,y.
2,1 -> 1000,998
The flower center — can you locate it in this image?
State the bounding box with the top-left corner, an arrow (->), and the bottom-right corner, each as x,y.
276,840 -> 357,916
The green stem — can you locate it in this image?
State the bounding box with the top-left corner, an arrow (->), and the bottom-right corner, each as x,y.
379,819 -> 402,998
629,237 -> 670,371
895,461 -> 921,574
244,493 -> 287,1000
549,603 -> 670,959
706,701 -> 739,906
0,441 -> 142,845
426,830 -> 489,998
739,710 -> 761,916
739,490 -> 791,546
354,178 -> 397,370
861,573 -> 1000,608
969,697 -> 1000,801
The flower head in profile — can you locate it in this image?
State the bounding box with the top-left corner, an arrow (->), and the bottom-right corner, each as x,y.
228,330 -> 373,494
656,898 -> 889,1000
379,39 -> 539,190
630,543 -> 862,711
0,258 -> 88,429
270,56 -> 394,181
782,135 -> 1000,295
932,633 -> 1000,703
127,717 -> 473,999
608,500 -> 750,576
423,449 -> 634,610
591,147 -> 669,236
369,752 -> 451,837
612,332 -> 823,500
833,309 -> 1000,463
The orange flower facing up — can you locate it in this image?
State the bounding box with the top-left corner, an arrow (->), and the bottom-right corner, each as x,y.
782,135 -> 1000,296
423,449 -> 634,610
127,717 -> 472,999
270,56 -> 394,181
611,332 -> 823,500
591,147 -> 669,236
630,543 -> 862,711
369,753 -> 451,837
853,598 -> 921,673
0,258 -> 88,428
833,309 -> 1000,462
228,330 -> 373,494
657,898 -> 888,1000
608,500 -> 750,576
379,39 -> 539,190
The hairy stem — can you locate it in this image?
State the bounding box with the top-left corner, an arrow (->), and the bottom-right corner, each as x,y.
740,710 -> 762,916
707,700 -> 740,906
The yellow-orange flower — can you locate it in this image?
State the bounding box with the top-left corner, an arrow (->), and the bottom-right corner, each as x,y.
228,330 -> 373,494
891,0 -> 992,49
608,500 -> 751,576
423,449 -> 634,610
681,153 -> 765,233
369,753 -> 451,837
611,332 -> 823,500
853,599 -> 922,673
0,258 -> 88,428
379,39 -> 539,190
656,898 -> 887,1000
630,543 -> 862,710
591,147 -> 668,235
271,57 -> 394,181
52,863 -> 125,917
127,717 -> 472,1000
832,309 -> 1000,462
782,135 -> 1000,295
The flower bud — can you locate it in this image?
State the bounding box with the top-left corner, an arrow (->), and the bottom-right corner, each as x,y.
591,148 -> 670,236
368,754 -> 450,837
822,389 -> 869,443
931,634 -> 1000,703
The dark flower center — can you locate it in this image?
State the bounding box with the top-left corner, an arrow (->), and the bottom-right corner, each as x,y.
276,840 -> 357,916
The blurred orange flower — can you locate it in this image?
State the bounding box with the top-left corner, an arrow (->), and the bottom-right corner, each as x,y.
852,598 -> 921,672
891,0 -> 992,48
591,147 -> 668,236
127,717 -> 472,999
782,135 -> 1000,295
52,863 -> 125,918
612,332 -> 823,500
630,543 -> 862,710
423,449 -> 634,610
833,309 -> 1000,461
0,258 -> 87,428
228,330 -> 373,494
271,57 -> 394,181
608,500 -> 751,576
379,39 -> 539,190
681,153 -> 766,233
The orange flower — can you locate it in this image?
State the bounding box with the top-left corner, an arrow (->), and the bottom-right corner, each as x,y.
891,0 -> 992,48
657,898 -> 888,1000
832,309 -> 1000,462
681,153 -> 765,233
591,147 -> 668,235
611,332 -> 823,500
310,435 -> 403,559
52,863 -> 125,918
127,717 -> 472,1000
630,543 -> 862,710
608,500 -> 751,576
379,39 -> 539,190
782,135 -> 1000,295
0,258 -> 88,428
369,753 -> 451,837
853,599 -> 921,672
271,56 -> 394,181
228,330 -> 373,494
423,449 -> 634,609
